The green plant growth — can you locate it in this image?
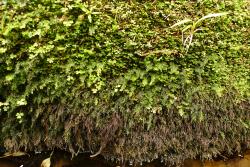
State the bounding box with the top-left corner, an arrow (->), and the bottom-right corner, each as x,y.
171,12 -> 228,51
0,0 -> 249,165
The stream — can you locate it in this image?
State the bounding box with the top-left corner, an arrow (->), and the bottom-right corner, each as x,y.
0,150 -> 250,167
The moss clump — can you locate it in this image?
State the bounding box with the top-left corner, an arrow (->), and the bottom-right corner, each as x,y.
0,0 -> 249,165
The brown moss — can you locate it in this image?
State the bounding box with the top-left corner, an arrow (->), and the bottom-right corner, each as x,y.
2,93 -> 249,166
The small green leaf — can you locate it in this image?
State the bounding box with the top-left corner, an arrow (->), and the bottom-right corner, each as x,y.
240,119 -> 249,129
170,19 -> 192,28
0,47 -> 7,53
16,99 -> 27,106
182,25 -> 192,33
196,12 -> 228,25
89,26 -> 95,35
5,74 -> 14,81
88,15 -> 92,23
178,108 -> 185,117
0,102 -> 9,106
83,49 -> 94,55
213,85 -> 224,97
63,20 -> 74,27
142,78 -> 148,87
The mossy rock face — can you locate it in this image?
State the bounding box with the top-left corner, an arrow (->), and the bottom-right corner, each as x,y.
0,0 -> 249,165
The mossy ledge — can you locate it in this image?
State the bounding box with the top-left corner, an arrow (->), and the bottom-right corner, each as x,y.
0,0 -> 249,166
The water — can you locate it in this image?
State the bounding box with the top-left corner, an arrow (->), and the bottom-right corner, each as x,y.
0,150 -> 250,167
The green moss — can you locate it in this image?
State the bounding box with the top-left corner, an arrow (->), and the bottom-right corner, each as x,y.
0,0 -> 249,165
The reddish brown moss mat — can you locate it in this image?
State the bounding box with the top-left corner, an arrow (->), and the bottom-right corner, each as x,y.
1,94 -> 249,165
